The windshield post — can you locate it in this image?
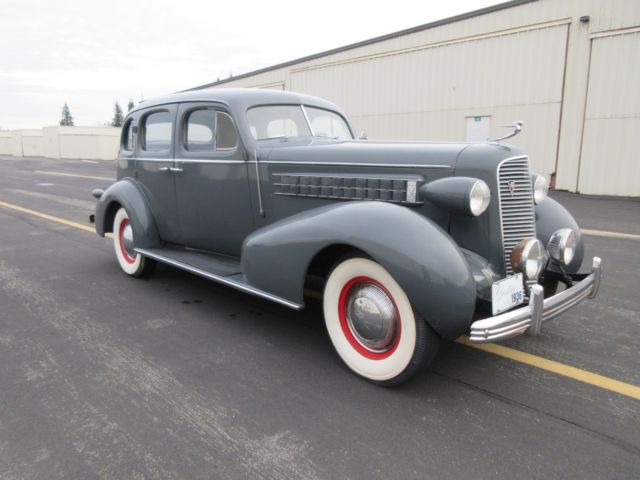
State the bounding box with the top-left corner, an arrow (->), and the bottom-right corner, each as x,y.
300,104 -> 315,137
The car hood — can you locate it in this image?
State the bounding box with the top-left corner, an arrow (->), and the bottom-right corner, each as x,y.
259,139 -> 469,169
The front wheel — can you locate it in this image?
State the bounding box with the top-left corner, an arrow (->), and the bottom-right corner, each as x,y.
112,207 -> 156,277
323,257 -> 438,386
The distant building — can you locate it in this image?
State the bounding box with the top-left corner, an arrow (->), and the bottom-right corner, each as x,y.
192,0 -> 640,196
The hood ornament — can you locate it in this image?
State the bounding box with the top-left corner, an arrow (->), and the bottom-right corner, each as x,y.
488,120 -> 523,143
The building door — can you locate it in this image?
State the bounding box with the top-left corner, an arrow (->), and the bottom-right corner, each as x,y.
577,31 -> 640,196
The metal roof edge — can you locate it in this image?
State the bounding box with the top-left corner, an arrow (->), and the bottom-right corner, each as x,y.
186,0 -> 538,91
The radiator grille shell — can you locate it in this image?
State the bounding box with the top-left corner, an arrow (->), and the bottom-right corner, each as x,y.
497,156 -> 537,274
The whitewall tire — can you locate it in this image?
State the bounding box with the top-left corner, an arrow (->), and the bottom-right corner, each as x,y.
323,257 -> 437,386
112,207 -> 155,277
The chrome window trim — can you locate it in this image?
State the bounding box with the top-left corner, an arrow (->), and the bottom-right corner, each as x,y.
300,104 -> 315,136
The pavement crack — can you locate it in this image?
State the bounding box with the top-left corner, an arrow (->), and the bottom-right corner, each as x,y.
431,369 -> 640,458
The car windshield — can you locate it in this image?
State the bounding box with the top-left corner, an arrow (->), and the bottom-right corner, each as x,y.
247,105 -> 352,141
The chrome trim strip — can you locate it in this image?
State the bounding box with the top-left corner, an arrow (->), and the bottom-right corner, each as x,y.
131,157 -> 245,164
127,158 -> 453,169
175,159 -> 245,164
468,256 -> 602,343
254,150 -> 265,217
135,248 -> 303,310
258,160 -> 452,169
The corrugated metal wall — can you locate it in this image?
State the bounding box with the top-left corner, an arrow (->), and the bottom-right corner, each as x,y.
206,0 -> 640,196
289,24 -> 568,176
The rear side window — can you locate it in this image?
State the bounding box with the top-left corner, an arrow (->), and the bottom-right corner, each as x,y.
184,109 -> 238,152
186,109 -> 215,152
143,111 -> 172,152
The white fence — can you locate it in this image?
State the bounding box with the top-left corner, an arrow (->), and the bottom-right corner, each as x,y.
0,127 -> 120,160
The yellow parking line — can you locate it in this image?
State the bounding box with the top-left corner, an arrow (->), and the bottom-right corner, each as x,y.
34,170 -> 115,182
0,200 -> 96,233
456,336 -> 640,400
581,228 -> 640,241
1,198 -> 639,400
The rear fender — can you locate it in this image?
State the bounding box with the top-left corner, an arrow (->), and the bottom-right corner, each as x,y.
242,201 -> 476,339
94,178 -> 160,248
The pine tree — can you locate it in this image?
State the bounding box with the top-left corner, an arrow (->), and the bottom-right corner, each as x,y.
60,102 -> 74,126
127,98 -> 135,112
111,101 -> 124,127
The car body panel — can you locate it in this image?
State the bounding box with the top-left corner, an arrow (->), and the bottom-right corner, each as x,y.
242,201 -> 476,339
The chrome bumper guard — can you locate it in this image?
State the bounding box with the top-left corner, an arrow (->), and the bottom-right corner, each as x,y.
469,257 -> 602,343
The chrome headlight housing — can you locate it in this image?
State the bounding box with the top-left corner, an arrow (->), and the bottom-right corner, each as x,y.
468,180 -> 491,216
510,238 -> 545,280
532,174 -> 549,204
547,228 -> 576,266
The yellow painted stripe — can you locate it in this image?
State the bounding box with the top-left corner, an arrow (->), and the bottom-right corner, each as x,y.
2,198 -> 639,400
34,170 -> 115,182
456,336 -> 640,400
582,228 -> 640,241
0,199 -> 111,237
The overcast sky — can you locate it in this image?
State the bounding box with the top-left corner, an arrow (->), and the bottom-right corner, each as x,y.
1,0 -> 504,129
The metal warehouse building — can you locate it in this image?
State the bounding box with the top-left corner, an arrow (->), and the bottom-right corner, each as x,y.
192,0 -> 640,197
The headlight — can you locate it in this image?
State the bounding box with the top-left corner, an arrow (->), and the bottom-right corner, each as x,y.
420,177 -> 491,217
510,238 -> 545,280
468,180 -> 491,216
547,228 -> 576,266
532,174 -> 549,204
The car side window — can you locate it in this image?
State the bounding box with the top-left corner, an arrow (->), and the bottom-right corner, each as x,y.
142,111 -> 172,152
216,111 -> 238,149
122,119 -> 134,151
183,108 -> 238,153
186,109 -> 215,152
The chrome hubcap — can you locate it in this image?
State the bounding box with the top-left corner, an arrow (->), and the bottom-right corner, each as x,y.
121,222 -> 135,257
346,282 -> 398,352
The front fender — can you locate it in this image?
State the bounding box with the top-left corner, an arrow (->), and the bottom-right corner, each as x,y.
535,197 -> 584,273
242,202 -> 476,339
94,178 -> 160,248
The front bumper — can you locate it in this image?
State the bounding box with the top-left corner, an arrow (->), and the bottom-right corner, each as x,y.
469,257 -> 602,343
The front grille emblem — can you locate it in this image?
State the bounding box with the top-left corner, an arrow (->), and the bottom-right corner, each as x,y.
508,180 -> 517,195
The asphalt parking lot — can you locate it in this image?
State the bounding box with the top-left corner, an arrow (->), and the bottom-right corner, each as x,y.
0,155 -> 638,479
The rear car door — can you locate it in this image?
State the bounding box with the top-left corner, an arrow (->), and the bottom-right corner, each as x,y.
135,104 -> 182,244
174,102 -> 254,256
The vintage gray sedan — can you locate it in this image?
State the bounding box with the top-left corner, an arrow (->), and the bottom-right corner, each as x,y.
93,88 -> 602,385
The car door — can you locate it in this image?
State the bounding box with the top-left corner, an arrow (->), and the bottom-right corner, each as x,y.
135,104 -> 182,244
174,102 -> 254,257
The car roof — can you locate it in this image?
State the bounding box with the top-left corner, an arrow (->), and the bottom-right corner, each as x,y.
129,88 -> 345,115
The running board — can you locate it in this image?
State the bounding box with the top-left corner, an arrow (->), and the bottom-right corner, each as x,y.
135,247 -> 303,310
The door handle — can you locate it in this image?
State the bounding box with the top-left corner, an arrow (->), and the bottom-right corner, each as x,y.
158,166 -> 170,172
169,167 -> 183,173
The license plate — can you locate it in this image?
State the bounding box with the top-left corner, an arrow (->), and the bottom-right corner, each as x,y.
492,273 -> 525,315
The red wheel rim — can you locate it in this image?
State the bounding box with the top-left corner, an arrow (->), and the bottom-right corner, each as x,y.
338,276 -> 401,360
118,218 -> 136,264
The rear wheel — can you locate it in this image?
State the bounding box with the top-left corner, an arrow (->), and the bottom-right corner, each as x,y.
112,207 -> 155,277
323,257 -> 438,386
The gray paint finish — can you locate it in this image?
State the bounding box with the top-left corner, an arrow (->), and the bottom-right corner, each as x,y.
94,88 -> 595,340
242,201 -> 476,339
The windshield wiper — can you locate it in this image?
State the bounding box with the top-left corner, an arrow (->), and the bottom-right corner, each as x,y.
259,135 -> 289,141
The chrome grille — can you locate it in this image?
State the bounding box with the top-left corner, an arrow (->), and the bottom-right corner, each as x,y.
497,156 -> 536,274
